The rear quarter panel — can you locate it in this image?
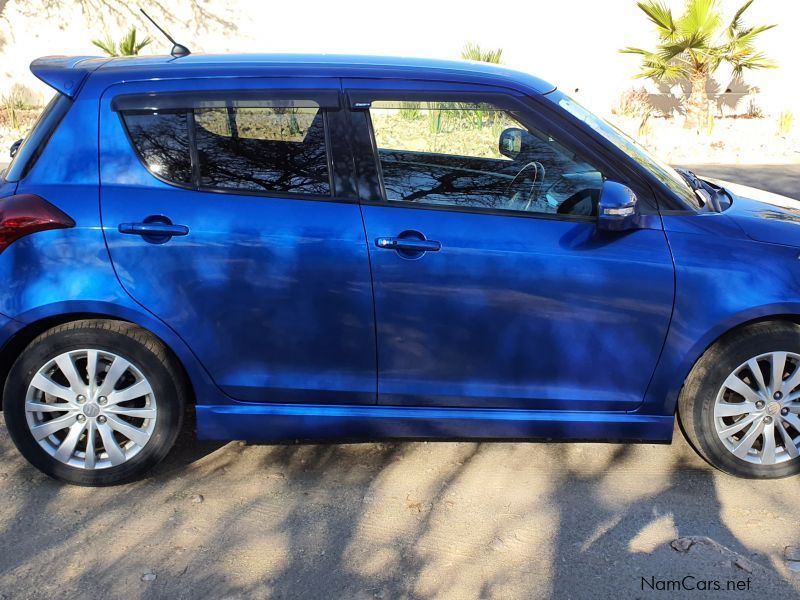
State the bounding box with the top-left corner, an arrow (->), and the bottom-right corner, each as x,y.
0,75 -> 226,408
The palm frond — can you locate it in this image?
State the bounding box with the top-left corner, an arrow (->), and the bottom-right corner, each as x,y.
730,50 -> 777,75
628,47 -> 690,82
657,32 -> 711,61
91,34 -> 117,57
118,27 -> 152,57
728,0 -> 755,36
460,42 -> 503,64
678,0 -> 723,40
731,24 -> 777,45
620,46 -> 651,56
635,1 -> 677,40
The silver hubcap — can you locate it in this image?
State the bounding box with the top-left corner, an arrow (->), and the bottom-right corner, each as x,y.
25,349 -> 157,470
715,351 -> 800,465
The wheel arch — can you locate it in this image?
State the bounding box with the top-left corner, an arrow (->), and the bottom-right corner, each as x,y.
0,309 -> 213,410
666,313 -> 800,415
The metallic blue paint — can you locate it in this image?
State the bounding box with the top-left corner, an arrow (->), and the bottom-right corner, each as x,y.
196,403 -> 674,442
361,204 -> 674,411
1,54 -> 799,447
29,56 -> 108,98
98,78 -> 377,405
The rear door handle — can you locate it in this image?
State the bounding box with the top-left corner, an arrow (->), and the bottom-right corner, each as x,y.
118,222 -> 189,237
375,237 -> 441,253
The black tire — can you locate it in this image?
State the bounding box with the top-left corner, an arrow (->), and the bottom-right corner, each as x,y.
679,321 -> 800,479
4,319 -> 185,486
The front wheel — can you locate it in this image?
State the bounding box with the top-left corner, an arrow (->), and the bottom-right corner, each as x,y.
4,320 -> 185,486
679,322 -> 800,479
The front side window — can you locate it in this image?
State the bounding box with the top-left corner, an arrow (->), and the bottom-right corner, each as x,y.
121,100 -> 331,197
368,100 -> 603,217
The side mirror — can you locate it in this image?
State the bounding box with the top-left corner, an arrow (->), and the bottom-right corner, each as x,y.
597,180 -> 641,231
9,139 -> 22,158
498,128 -> 524,159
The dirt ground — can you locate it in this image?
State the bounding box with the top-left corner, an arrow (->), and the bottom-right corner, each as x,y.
0,166 -> 799,599
1,416 -> 799,600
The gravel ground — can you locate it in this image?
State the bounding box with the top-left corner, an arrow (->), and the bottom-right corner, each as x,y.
0,165 -> 799,600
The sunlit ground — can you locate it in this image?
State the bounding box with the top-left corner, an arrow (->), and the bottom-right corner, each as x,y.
1,411 -> 798,600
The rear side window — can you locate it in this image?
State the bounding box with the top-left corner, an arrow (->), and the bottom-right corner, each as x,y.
120,99 -> 331,197
194,107 -> 329,194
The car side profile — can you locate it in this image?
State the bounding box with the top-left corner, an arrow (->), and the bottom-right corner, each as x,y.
0,53 -> 799,485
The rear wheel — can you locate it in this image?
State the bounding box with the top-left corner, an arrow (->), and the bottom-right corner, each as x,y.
679,322 -> 800,478
4,320 -> 185,486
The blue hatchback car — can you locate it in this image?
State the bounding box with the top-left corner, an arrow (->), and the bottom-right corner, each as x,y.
1,53 -> 799,485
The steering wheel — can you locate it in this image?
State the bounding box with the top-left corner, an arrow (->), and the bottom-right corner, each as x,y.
505,161 -> 545,211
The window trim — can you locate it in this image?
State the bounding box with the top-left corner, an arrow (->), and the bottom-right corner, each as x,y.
358,91 -> 605,222
117,94 -> 340,201
112,90 -> 341,112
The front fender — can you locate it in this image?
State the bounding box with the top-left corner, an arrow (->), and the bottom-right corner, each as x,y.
642,212 -> 800,416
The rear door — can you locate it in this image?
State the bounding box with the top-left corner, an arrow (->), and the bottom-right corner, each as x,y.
100,78 -> 377,404
345,79 -> 675,411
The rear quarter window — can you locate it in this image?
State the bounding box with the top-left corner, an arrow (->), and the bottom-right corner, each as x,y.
4,93 -> 72,183
122,112 -> 192,185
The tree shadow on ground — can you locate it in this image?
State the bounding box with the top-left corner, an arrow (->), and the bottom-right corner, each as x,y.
0,417 -> 797,599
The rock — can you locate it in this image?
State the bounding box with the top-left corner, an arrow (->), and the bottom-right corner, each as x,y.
785,546 -> 800,562
734,558 -> 753,573
190,494 -> 204,504
489,537 -> 508,553
141,573 -> 156,582
670,537 -> 695,553
785,546 -> 800,572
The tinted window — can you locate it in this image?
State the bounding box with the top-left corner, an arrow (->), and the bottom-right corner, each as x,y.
369,101 -> 603,217
194,107 -> 330,195
121,102 -> 331,197
123,112 -> 192,185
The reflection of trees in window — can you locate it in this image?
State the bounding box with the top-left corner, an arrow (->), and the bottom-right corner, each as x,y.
196,108 -> 330,195
124,112 -> 192,184
123,106 -> 331,196
372,103 -> 603,214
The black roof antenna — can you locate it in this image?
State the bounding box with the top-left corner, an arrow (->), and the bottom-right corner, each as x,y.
139,8 -> 191,58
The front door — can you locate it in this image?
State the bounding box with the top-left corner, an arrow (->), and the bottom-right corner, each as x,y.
100,78 -> 376,404
347,82 -> 675,411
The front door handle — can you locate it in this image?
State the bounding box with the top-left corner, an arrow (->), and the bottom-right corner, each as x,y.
375,237 -> 441,253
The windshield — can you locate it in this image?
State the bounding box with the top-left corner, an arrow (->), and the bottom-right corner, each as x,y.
546,90 -> 701,210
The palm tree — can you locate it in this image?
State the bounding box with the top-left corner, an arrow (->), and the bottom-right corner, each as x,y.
621,0 -> 776,129
461,43 -> 503,64
92,27 -> 152,57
